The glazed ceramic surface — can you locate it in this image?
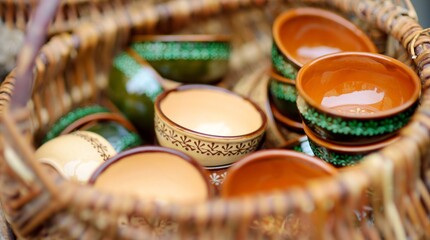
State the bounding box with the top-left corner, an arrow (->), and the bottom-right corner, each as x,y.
269,69 -> 301,122
131,35 -> 230,84
272,7 -> 377,79
35,131 -> 117,183
205,164 -> 231,194
108,51 -> 164,143
304,124 -> 399,167
155,85 -> 267,167
221,150 -> 336,198
270,102 -> 303,133
89,146 -> 213,204
296,52 -> 421,145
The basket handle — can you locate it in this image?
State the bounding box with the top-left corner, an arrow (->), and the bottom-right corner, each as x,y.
10,0 -> 61,110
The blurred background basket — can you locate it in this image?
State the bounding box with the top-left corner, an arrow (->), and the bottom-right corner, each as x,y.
0,0 -> 429,239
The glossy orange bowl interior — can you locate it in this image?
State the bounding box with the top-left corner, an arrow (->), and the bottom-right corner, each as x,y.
221,150 -> 336,198
273,7 -> 377,67
296,52 -> 421,119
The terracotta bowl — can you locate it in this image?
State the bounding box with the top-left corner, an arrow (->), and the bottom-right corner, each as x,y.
131,35 -> 231,84
155,85 -> 267,167
296,52 -> 421,145
270,101 -> 303,133
221,149 -> 336,198
304,124 -> 399,167
205,164 -> 231,195
89,146 -> 213,204
269,69 -> 301,122
36,131 -> 117,183
272,7 -> 377,79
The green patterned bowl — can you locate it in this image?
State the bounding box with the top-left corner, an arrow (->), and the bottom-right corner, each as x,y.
269,68 -> 301,123
272,7 -> 377,79
131,35 -> 231,84
296,52 -> 421,145
304,124 -> 399,167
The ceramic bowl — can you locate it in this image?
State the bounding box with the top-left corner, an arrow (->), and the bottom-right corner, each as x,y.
304,124 -> 399,167
221,149 -> 336,198
89,146 -> 213,204
35,131 -> 117,183
131,35 -> 231,84
296,52 -> 421,145
109,51 -> 164,143
43,105 -> 142,152
269,69 -> 301,122
272,7 -> 377,79
205,164 -> 231,194
155,84 -> 267,167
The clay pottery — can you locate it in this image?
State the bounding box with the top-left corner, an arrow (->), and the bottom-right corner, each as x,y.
43,105 -> 142,152
272,7 -> 377,79
296,52 -> 421,145
205,164 -> 231,194
304,124 -> 399,167
89,146 -> 213,204
269,68 -> 301,122
280,135 -> 314,156
35,131 -> 117,183
155,84 -> 267,167
108,51 -> 164,143
221,149 -> 336,198
270,101 -> 303,133
131,35 -> 231,84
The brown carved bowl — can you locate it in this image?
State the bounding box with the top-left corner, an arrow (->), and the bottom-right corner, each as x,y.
154,84 -> 267,167
221,149 -> 337,198
89,146 -> 214,204
272,7 -> 377,79
296,52 -> 421,145
304,124 -> 399,167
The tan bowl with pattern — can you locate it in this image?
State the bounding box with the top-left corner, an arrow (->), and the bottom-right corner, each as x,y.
154,85 -> 267,167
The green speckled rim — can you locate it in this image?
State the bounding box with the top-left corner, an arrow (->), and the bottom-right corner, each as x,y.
131,39 -> 230,61
269,68 -> 297,102
43,105 -> 110,143
303,124 -> 398,167
296,52 -> 421,120
297,95 -> 417,137
271,44 -> 298,80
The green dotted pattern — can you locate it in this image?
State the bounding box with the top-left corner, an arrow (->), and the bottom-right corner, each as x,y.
113,53 -> 163,101
270,80 -> 297,103
114,132 -> 142,152
43,106 -> 109,143
297,97 -> 416,137
271,44 -> 298,80
131,41 -> 230,61
308,139 -> 364,167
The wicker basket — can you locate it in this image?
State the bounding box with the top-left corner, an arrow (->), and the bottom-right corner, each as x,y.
0,0 -> 143,35
1,0 -> 430,239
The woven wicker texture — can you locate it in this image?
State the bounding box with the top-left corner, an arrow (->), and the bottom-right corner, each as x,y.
0,0 -> 429,239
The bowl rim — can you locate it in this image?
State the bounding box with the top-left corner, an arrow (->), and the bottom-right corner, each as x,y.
221,149 -> 337,198
272,7 -> 378,68
269,68 -> 296,85
296,51 -> 421,120
303,123 -> 399,152
88,146 -> 215,199
132,34 -> 231,42
270,102 -> 304,131
155,84 -> 268,140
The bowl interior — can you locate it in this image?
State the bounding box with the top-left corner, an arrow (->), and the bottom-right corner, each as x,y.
92,151 -> 209,204
274,8 -> 376,66
160,87 -> 264,136
222,150 -> 335,198
298,53 -> 420,117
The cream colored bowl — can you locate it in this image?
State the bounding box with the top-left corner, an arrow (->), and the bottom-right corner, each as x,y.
154,85 -> 267,167
35,131 -> 117,183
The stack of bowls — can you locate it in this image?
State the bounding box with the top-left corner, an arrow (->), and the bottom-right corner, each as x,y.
269,7 -> 377,132
296,52 -> 421,167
